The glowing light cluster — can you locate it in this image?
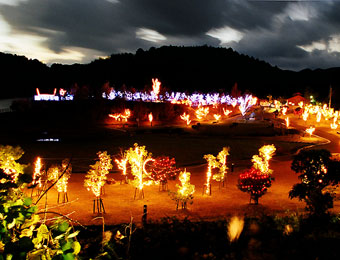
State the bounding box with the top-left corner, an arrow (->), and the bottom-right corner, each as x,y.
203,154 -> 220,195
195,106 -> 209,120
84,151 -> 112,197
305,126 -> 315,137
213,114 -> 221,122
47,159 -> 72,193
103,87 -> 255,109
147,156 -> 180,185
238,95 -> 254,116
213,147 -> 230,183
152,78 -> 161,100
223,108 -> 232,117
109,109 -> 131,122
251,144 -> 276,175
180,112 -> 191,125
32,157 -> 43,188
177,169 -> 195,198
125,143 -> 154,191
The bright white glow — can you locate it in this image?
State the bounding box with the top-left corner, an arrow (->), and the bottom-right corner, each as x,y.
0,0 -> 27,6
328,35 -> 340,53
285,3 -> 317,21
105,0 -> 119,3
136,28 -> 167,43
0,15 -> 98,64
207,26 -> 244,45
298,41 -> 326,52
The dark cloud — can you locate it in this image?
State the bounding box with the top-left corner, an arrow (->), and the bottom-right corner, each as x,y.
0,0 -> 340,69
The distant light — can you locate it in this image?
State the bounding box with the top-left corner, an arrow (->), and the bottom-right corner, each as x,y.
37,138 -> 60,142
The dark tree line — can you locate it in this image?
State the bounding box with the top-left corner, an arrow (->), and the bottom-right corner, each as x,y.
1,46 -> 340,105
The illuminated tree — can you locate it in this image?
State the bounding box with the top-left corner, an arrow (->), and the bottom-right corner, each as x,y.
31,157 -> 44,196
0,145 -> 25,183
147,156 -> 180,191
238,144 -> 276,204
203,154 -> 219,195
251,144 -> 276,175
47,159 -> 72,203
84,151 -> 112,198
125,143 -> 154,199
169,169 -> 195,210
289,149 -> 340,216
238,168 -> 273,205
115,150 -> 129,184
212,147 -> 230,187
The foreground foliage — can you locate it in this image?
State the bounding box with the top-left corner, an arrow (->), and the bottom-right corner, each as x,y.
289,149 -> 340,216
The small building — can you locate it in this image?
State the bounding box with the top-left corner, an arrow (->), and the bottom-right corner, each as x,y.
287,93 -> 307,106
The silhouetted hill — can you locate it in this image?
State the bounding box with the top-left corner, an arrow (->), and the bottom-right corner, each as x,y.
0,46 -> 339,104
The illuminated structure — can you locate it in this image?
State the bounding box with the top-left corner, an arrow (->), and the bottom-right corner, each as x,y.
32,157 -> 43,188
109,109 -> 131,122
34,88 -> 74,101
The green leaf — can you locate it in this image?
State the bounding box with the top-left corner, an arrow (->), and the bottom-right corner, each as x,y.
23,197 -> 32,207
61,241 -> 72,252
62,253 -> 75,260
58,222 -> 69,233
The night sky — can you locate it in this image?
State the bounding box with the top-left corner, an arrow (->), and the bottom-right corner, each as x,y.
1,0 -> 340,70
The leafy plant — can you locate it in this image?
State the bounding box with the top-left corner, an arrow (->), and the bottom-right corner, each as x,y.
289,149 -> 340,216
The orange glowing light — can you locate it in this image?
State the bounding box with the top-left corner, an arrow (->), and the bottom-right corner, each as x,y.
180,112 -> 191,125
285,117 -> 289,128
298,101 -> 304,108
231,100 -> 237,108
125,143 -> 154,192
316,111 -> 321,123
149,112 -> 153,122
84,151 -> 112,197
214,114 -> 221,121
109,109 -> 131,122
195,107 -> 209,120
251,144 -> 276,175
302,110 -> 309,121
212,147 -> 230,183
115,157 -> 128,177
223,108 -> 232,117
32,157 -> 43,188
282,107 -> 287,116
305,126 -> 315,137
203,154 -> 219,195
152,78 -> 161,99
177,169 -> 195,197
59,88 -> 67,96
